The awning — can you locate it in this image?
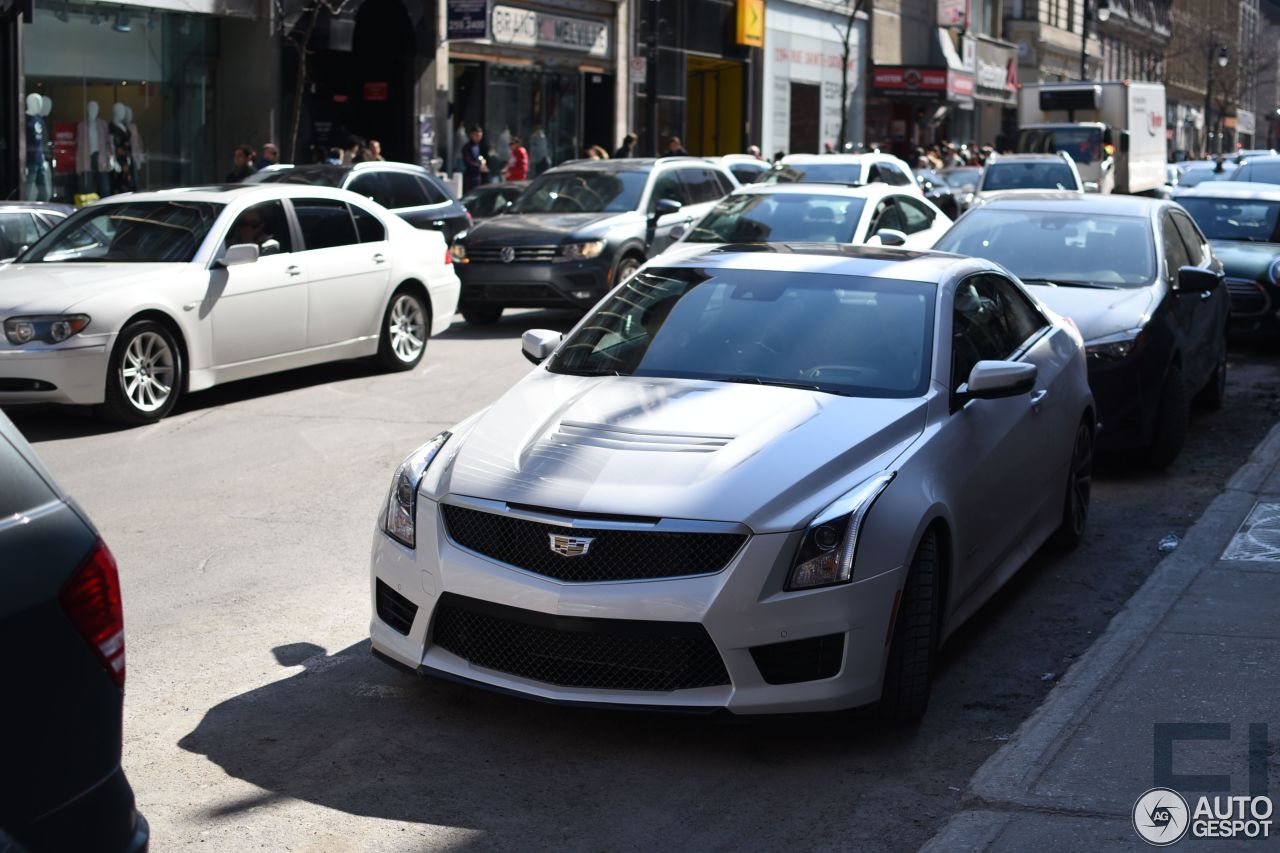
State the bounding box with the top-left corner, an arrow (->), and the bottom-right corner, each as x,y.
935,29 -> 974,107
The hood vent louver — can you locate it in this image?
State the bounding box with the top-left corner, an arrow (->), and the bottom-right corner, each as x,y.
549,420 -> 735,454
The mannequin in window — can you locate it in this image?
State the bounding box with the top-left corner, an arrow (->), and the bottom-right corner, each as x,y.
76,100 -> 111,198
109,102 -> 135,195
24,94 -> 49,201
125,105 -> 144,189
39,95 -> 54,201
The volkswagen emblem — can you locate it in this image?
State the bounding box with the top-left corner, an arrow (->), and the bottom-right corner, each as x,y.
500,246 -> 516,263
549,533 -> 593,557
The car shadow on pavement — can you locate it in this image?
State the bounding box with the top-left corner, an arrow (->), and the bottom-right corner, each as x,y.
437,309 -> 582,341
177,639 -> 917,845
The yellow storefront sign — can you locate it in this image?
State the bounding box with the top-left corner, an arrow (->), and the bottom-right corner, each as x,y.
736,0 -> 764,48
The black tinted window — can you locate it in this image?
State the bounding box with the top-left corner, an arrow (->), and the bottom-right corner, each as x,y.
650,171 -> 688,208
680,169 -> 725,204
1171,211 -> 1206,264
348,172 -> 386,201
380,172 -> 430,208
1162,213 -> 1190,280
952,275 -> 1045,388
294,199 -> 358,249
0,432 -> 55,518
417,175 -> 450,205
868,199 -> 904,233
982,161 -> 1078,191
226,200 -> 293,253
879,163 -> 912,186
350,204 -> 386,242
897,197 -> 936,234
512,171 -> 649,213
22,201 -> 221,263
0,213 -> 42,258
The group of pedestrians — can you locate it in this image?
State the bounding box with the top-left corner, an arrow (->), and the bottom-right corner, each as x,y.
460,125 -> 530,193
913,142 -> 991,170
223,137 -> 386,183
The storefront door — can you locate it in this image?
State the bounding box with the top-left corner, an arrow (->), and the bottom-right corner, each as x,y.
788,83 -> 820,154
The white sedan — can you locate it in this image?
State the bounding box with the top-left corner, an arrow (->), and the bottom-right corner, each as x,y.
0,184 -> 460,424
660,183 -> 952,258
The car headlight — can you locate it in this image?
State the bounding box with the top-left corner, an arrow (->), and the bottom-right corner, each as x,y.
1269,257 -> 1280,286
4,314 -> 91,345
559,239 -> 606,261
382,431 -> 451,548
788,472 -> 894,590
449,243 -> 468,264
1085,327 -> 1147,362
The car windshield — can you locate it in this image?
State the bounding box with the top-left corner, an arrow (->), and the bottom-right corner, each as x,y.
1178,166 -> 1236,187
934,209 -> 1156,287
510,171 -> 647,213
1233,162 -> 1280,185
685,193 -> 867,244
1015,127 -> 1104,165
1178,198 -> 1280,243
941,168 -> 981,188
764,162 -> 864,184
19,201 -> 222,263
247,167 -> 346,187
982,162 -> 1079,191
548,267 -> 935,398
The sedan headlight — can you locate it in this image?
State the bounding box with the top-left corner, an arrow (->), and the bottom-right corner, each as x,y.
382,431 -> 451,548
559,239 -> 606,261
4,314 -> 91,345
1269,257 -> 1280,286
788,472 -> 894,590
1085,327 -> 1147,362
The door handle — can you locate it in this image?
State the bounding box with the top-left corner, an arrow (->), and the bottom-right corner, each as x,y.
1029,389 -> 1049,409
373,253 -> 386,264
1200,290 -> 1212,301
285,265 -> 302,277
430,220 -> 446,227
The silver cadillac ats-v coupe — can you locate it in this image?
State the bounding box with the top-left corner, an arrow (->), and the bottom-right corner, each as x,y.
370,243 -> 1095,721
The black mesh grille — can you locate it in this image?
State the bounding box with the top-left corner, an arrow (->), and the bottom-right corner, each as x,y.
375,579 -> 418,636
440,504 -> 747,582
431,592 -> 730,691
750,633 -> 845,685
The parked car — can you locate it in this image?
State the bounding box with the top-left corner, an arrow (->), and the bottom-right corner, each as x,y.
1234,148 -> 1276,164
764,153 -> 924,196
939,166 -> 982,211
461,180 -> 528,220
0,184 -> 459,424
0,409 -> 149,852
935,195 -> 1228,467
970,153 -> 1084,205
1174,160 -> 1239,189
449,157 -> 738,324
913,168 -> 961,217
0,200 -> 73,262
1229,154 -> 1280,186
370,244 -> 1095,722
249,162 -> 471,244
662,183 -> 951,256
710,154 -> 771,184
1174,182 -> 1280,336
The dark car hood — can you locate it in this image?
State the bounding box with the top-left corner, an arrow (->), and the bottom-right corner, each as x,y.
1209,239 -> 1280,280
1025,283 -> 1156,341
465,211 -> 638,245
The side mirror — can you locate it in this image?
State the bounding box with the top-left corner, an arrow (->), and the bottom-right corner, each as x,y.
1177,265 -> 1222,294
873,228 -> 908,247
522,328 -> 563,365
220,243 -> 260,267
668,224 -> 688,241
653,198 -> 682,218
957,360 -> 1037,401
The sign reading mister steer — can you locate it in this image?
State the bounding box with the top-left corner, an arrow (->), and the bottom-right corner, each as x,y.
873,66 -> 974,100
491,4 -> 610,58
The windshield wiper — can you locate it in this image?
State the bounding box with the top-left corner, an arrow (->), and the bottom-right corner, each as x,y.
715,376 -> 853,396
1019,277 -> 1119,290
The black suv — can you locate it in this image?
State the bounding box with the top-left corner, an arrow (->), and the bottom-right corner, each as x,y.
250,162 -> 471,243
450,157 -> 737,324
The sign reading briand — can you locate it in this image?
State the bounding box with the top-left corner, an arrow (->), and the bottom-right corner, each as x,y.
491,4 -> 610,57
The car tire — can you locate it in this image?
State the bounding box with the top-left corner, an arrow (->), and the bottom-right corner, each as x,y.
1193,341 -> 1227,412
1144,364 -> 1188,469
1049,419 -> 1093,550
615,255 -> 641,286
98,320 -> 183,425
376,287 -> 430,372
878,528 -> 940,724
460,304 -> 504,325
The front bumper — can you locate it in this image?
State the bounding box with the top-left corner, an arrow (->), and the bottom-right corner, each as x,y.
0,340 -> 110,406
369,496 -> 905,715
456,257 -> 614,310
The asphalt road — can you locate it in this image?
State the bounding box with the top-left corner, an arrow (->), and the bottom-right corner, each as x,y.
9,315 -> 1280,853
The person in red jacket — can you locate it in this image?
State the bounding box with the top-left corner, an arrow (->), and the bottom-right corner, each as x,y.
503,135 -> 529,181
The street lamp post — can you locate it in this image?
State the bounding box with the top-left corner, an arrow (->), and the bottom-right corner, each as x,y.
1080,0 -> 1111,80
1204,44 -> 1230,155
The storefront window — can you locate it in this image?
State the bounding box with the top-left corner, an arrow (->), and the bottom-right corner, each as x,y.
21,1 -> 217,203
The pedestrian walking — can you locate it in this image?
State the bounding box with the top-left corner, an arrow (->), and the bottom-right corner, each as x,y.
746,144 -> 763,160
586,145 -> 610,160
225,144 -> 257,182
666,136 -> 688,156
614,133 -> 637,159
255,142 -> 279,171
367,139 -> 385,161
462,125 -> 488,193
504,135 -> 529,180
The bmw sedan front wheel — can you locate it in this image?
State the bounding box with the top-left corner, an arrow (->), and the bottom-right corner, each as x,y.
377,288 -> 429,371
99,320 -> 183,425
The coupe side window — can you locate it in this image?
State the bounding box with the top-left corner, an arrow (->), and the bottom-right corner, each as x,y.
294,198 -> 359,250
897,197 -> 936,234
868,199 -> 905,234
1170,211 -> 1206,266
951,275 -> 1047,392
1161,213 -> 1191,282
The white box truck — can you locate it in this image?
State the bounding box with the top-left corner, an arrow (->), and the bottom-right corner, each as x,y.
1015,81 -> 1167,195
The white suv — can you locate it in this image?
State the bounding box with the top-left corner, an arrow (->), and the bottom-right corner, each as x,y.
765,153 -> 924,197
972,152 -> 1085,205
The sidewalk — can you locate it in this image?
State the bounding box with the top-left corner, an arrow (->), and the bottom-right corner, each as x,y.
923,424 -> 1280,851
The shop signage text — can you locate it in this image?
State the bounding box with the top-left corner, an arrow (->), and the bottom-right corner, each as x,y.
773,46 -> 854,70
447,0 -> 488,40
491,5 -> 609,57
872,66 -> 973,101
972,39 -> 1018,103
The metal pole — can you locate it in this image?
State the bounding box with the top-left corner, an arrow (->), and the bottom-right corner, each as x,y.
648,0 -> 659,156
1080,0 -> 1089,80
1203,47 -> 1213,156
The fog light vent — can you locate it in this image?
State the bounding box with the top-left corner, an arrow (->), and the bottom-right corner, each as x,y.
749,633 -> 844,685
375,579 -> 418,636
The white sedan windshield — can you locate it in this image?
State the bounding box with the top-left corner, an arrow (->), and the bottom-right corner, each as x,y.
22,201 -> 223,263
686,194 -> 867,244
